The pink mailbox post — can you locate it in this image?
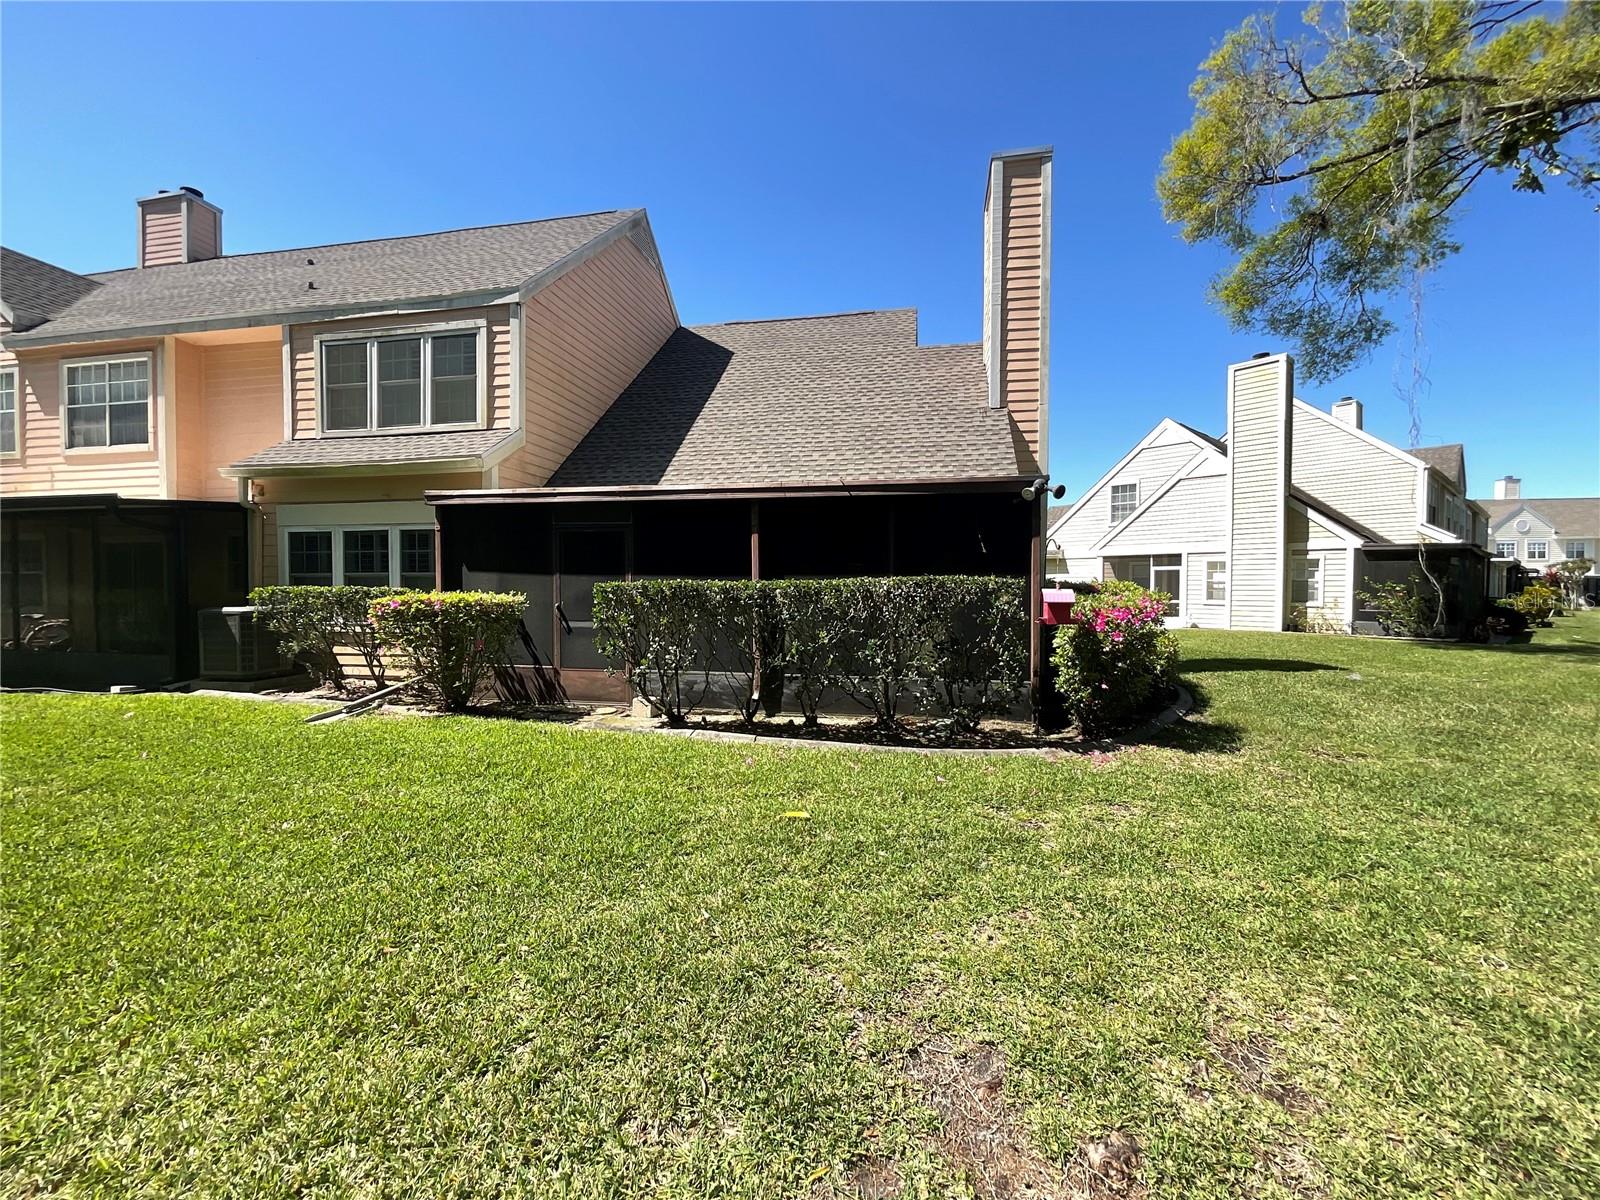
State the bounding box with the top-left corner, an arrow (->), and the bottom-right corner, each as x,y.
1040,588 -> 1076,626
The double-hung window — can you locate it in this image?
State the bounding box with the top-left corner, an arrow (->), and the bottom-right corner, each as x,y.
1566,540 -> 1587,560
1495,541 -> 1517,559
1109,483 -> 1138,524
320,329 -> 480,434
1291,556 -> 1323,606
1526,540 -> 1547,561
1204,558 -> 1228,603
283,526 -> 434,588
64,355 -> 150,448
0,368 -> 16,455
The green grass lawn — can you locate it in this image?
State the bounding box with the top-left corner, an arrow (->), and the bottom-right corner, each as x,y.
4,615 -> 1598,1198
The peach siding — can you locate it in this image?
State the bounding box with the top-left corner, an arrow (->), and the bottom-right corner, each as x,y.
173,340 -> 205,496
1000,158 -> 1042,458
0,339 -> 165,498
140,196 -> 185,267
498,235 -> 677,488
196,341 -> 283,500
288,307 -> 512,440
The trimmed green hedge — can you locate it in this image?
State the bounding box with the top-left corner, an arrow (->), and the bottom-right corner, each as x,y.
593,576 -> 1027,727
369,591 -> 527,711
248,585 -> 405,691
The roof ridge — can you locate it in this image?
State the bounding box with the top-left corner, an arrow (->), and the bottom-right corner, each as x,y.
694,307 -> 917,329
81,208 -> 636,276
1,245 -> 100,283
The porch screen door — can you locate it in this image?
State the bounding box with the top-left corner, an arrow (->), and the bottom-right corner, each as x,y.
554,527 -> 627,673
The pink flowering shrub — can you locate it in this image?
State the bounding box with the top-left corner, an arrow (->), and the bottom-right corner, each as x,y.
1051,583 -> 1178,734
369,591 -> 526,710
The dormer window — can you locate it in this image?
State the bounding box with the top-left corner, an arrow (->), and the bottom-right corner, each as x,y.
319,326 -> 482,435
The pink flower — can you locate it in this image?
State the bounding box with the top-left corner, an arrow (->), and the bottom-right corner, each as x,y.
1110,631 -> 1124,643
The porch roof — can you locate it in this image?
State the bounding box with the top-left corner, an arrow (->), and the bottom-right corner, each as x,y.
427,474 -> 1037,506
222,429 -> 514,477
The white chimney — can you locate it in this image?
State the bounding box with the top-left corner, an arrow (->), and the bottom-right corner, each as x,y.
983,146 -> 1052,470
1331,396 -> 1363,429
1226,352 -> 1294,631
1494,475 -> 1521,500
137,186 -> 222,267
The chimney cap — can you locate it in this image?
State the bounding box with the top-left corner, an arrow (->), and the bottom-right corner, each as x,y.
1251,351 -> 1272,359
179,185 -> 204,199
989,144 -> 1054,163
1336,395 -> 1357,404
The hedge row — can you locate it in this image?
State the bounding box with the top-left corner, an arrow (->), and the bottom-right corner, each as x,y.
592,576 -> 1027,727
249,585 -> 403,691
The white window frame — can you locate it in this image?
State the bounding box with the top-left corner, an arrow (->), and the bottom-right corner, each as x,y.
1292,553 -> 1326,608
1109,482 -> 1139,525
1526,540 -> 1548,562
1203,558 -> 1228,604
314,320 -> 487,438
1495,541 -> 1517,559
1565,540 -> 1587,560
279,524 -> 437,588
0,367 -> 18,458
59,351 -> 155,453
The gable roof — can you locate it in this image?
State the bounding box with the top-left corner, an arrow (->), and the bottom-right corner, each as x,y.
1411,443 -> 1465,490
545,312 -> 1031,488
1,210 -> 639,347
1173,420 -> 1226,455
0,247 -> 103,330
1477,497 -> 1600,537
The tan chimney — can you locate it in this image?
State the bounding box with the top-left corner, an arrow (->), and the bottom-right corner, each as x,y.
1226,352 -> 1294,631
983,146 -> 1052,469
1331,396 -> 1363,429
1494,475 -> 1521,500
137,187 -> 222,267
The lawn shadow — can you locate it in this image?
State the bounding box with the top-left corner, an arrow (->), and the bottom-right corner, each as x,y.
1151,676 -> 1244,754
1179,657 -> 1343,674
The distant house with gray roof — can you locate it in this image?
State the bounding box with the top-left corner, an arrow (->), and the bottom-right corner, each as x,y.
1477,476 -> 1599,598
1047,366 -> 1493,633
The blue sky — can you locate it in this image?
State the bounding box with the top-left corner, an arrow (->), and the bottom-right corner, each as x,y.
4,2 -> 1596,498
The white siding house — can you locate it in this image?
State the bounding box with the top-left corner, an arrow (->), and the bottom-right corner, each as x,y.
1047,354 -> 1492,632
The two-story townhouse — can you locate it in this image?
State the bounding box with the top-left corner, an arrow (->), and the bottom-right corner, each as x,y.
2,148 -> 1055,697
1046,353 -> 1492,632
1478,476 -> 1600,600
2,192 -> 679,686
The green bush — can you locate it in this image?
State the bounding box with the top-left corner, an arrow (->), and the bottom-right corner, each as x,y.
248,585 -> 405,691
1501,583 -> 1560,625
1051,583 -> 1178,735
1357,575 -> 1443,637
593,576 -> 1029,728
368,591 -> 526,711
593,579 -> 711,725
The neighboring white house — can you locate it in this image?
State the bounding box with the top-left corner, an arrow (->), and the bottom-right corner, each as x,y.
1477,477 -> 1599,597
1047,353 -> 1492,631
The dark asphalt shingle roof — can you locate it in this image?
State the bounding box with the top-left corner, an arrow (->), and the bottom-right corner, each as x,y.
2,210 -> 634,343
1174,420 -> 1227,455
1411,443 -> 1466,489
546,312 -> 1033,487
228,429 -> 511,472
1476,497 -> 1600,536
0,247 -> 103,330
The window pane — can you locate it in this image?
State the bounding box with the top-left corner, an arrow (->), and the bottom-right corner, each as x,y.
431,334 -> 475,379
430,377 -> 476,425
0,370 -> 16,412
399,528 -> 434,590
343,529 -> 390,587
0,411 -> 13,455
378,381 -> 422,427
67,406 -> 107,448
287,531 -> 334,586
324,343 -> 368,386
1205,561 -> 1227,602
325,384 -> 369,431
1110,484 -> 1138,524
1527,541 -> 1547,560
108,401 -> 149,446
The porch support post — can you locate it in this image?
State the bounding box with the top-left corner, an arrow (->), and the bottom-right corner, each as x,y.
749,500 -> 760,580
1029,494 -> 1044,726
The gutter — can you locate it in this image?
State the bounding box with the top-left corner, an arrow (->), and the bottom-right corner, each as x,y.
425,474 -> 1038,506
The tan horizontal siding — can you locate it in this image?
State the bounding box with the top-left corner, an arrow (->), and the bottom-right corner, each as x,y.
1228,361 -> 1289,630
999,158 -> 1043,458
189,206 -> 221,261
199,341 -> 283,500
498,235 -> 676,487
1290,408 -> 1417,542
140,197 -> 185,267
1104,474 -> 1226,547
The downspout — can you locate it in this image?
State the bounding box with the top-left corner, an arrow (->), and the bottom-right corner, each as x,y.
237,476 -> 262,593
